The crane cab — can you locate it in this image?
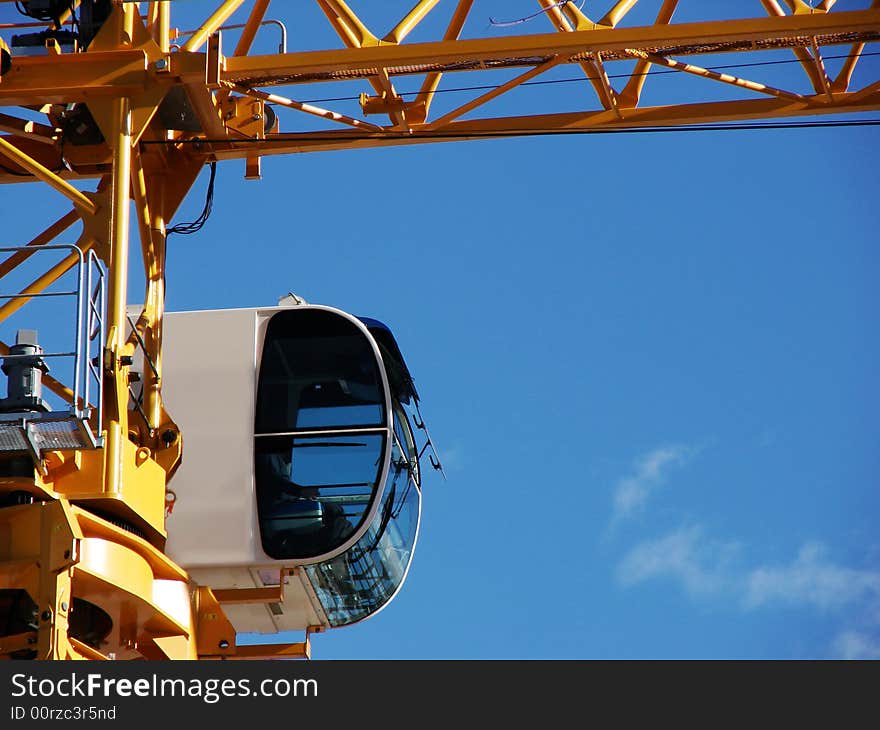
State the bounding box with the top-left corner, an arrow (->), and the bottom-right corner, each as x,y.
159,301 -> 429,634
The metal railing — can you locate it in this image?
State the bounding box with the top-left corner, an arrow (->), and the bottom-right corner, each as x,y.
0,244 -> 106,456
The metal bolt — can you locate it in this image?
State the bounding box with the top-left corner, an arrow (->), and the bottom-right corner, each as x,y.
60,602 -> 68,612
218,640 -> 230,649
155,58 -> 168,70
41,610 -> 51,622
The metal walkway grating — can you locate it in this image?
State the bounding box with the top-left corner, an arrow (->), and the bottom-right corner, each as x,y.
0,412 -> 99,456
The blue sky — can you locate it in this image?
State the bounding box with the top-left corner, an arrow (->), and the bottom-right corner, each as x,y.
267,126 -> 878,660
1,1 -> 878,659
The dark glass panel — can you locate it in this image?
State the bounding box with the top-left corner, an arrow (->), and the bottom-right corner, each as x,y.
256,433 -> 384,560
255,309 -> 385,434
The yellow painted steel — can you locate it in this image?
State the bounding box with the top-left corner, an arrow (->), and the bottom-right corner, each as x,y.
0,246 -> 92,325
0,111 -> 56,143
0,210 -> 80,278
0,0 -> 877,661
0,34 -> 9,77
181,0 -> 248,53
0,137 -> 97,212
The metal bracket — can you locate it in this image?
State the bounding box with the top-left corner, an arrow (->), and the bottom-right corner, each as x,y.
205,32 -> 222,89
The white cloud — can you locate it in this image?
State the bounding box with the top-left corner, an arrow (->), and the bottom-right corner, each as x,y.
611,445 -> 691,522
616,526 -> 737,597
831,631 -> 880,660
744,542 -> 880,612
608,446 -> 880,655
618,534 -> 880,631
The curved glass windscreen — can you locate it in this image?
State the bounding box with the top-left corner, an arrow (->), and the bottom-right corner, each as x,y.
255,433 -> 385,559
255,309 -> 385,434
304,440 -> 420,627
255,309 -> 388,560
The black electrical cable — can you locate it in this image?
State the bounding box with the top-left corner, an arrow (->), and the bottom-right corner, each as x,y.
140,118 -> 880,148
9,120 -> 873,177
166,161 -> 216,238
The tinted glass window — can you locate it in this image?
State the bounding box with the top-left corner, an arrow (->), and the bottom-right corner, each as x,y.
256,433 -> 384,560
304,468 -> 420,627
255,309 -> 385,434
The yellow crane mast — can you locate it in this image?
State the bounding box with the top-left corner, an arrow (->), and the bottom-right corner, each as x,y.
0,0 -> 877,661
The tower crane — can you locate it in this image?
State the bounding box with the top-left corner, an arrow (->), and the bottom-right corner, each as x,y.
0,0 -> 877,661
